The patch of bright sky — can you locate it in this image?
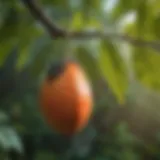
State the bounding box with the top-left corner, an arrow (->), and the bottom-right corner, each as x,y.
104,0 -> 136,68
104,0 -> 136,25
104,0 -> 118,12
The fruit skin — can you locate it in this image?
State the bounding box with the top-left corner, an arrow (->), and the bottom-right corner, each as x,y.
39,61 -> 93,136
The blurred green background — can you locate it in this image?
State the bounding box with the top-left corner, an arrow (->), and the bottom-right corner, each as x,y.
0,0 -> 160,159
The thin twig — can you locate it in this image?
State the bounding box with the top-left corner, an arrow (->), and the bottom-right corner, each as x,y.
22,0 -> 160,52
23,0 -> 67,37
70,31 -> 160,51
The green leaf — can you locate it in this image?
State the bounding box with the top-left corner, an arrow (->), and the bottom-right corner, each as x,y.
26,36 -> 53,79
136,0 -> 148,37
0,7 -> 20,43
70,12 -> 85,30
0,111 -> 9,124
150,0 -> 160,15
82,0 -> 102,14
15,23 -> 42,71
97,40 -> 128,104
0,5 -> 41,67
153,15 -> 160,39
25,36 -> 68,81
0,47 -> 18,102
0,126 -> 23,153
110,0 -> 143,22
133,48 -> 160,90
2,46 -> 18,74
0,40 -> 17,67
75,47 -> 101,85
135,0 -> 154,39
83,0 -> 101,10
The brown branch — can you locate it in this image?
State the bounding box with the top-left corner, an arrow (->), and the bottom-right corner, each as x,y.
23,0 -> 160,52
23,0 -> 67,37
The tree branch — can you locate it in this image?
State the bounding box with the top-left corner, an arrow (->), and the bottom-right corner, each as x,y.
23,0 -> 160,52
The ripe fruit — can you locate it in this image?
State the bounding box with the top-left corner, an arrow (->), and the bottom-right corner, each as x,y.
39,60 -> 93,136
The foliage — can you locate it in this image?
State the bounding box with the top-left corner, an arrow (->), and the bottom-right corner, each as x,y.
0,0 -> 160,159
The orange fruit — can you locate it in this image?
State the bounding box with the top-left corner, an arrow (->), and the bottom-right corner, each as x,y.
39,61 -> 93,136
